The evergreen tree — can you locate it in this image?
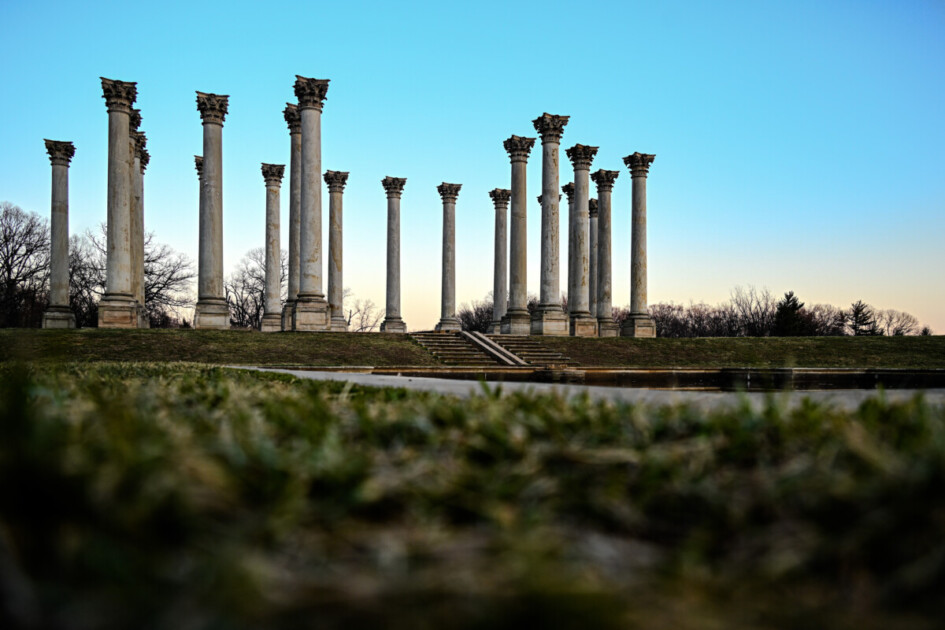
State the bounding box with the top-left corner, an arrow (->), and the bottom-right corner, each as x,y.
847,300 -> 881,336
773,291 -> 814,336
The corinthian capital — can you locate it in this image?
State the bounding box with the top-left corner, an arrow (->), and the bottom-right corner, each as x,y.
437,182 -> 462,203
294,75 -> 330,111
489,188 -> 511,206
561,182 -> 575,202
532,113 -> 569,143
140,148 -> 150,172
196,91 -> 229,125
324,170 -> 349,192
503,135 -> 536,162
44,139 -> 75,166
100,77 -> 137,114
129,108 -> 142,134
133,131 -> 147,161
591,169 -> 620,192
589,198 -> 598,217
194,155 -> 203,178
623,152 -> 655,177
261,163 -> 285,186
566,144 -> 599,170
382,176 -> 407,197
283,103 -> 301,134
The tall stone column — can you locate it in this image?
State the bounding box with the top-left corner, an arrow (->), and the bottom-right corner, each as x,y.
565,143 -> 598,337
588,198 -> 599,322
42,140 -> 76,329
292,76 -> 330,331
592,169 -> 620,336
380,177 -> 407,333
488,188 -> 510,333
260,163 -> 285,332
501,135 -> 535,335
194,91 -> 229,329
131,128 -> 149,328
281,103 -> 301,330
435,183 -> 462,332
621,152 -> 657,337
531,113 -> 569,335
561,183 -> 574,307
324,170 -> 349,331
98,77 -> 138,328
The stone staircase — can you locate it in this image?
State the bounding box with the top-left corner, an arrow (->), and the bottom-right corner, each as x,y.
486,335 -> 578,367
411,332 -> 501,367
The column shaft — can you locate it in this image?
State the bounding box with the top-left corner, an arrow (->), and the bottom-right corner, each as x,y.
288,132 -> 301,296
621,153 -> 656,337
260,164 -> 284,332
325,170 -> 349,331
489,189 -> 510,333
589,201 -> 598,320
435,183 -> 462,332
502,135 -> 534,335
105,108 -> 133,299
380,177 -> 407,333
298,106 -> 323,299
598,191 -> 614,325
43,139 -> 76,328
539,139 -> 560,306
565,144 -> 598,337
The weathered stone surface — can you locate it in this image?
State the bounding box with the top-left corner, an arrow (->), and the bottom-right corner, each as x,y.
261,164 -> 285,332
42,139 -> 75,329
589,198 -> 598,321
380,177 -> 408,333
325,170 -> 349,331
565,144 -> 599,337
435,183 -> 462,332
488,188 -> 510,333
282,103 -> 302,330
592,169 -> 620,337
621,153 -> 657,338
131,131 -> 147,328
502,136 -> 535,335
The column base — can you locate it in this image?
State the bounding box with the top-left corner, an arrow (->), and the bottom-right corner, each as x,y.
621,313 -> 656,338
98,294 -> 139,328
531,306 -> 569,336
501,309 -> 531,335
42,306 -> 76,329
260,312 -> 282,333
282,301 -> 296,331
435,317 -> 462,332
137,303 -> 150,329
569,312 -> 599,337
380,317 -> 407,333
487,320 -> 502,334
292,297 -> 330,331
597,319 -> 620,337
330,316 -> 349,332
194,299 -> 229,330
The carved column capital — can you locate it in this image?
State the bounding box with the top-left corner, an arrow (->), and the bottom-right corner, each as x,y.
133,131 -> 147,160
532,112 -> 570,143
382,176 -> 407,197
283,102 -> 301,134
100,77 -> 137,114
591,169 -> 620,192
589,198 -> 598,217
194,155 -> 203,179
566,144 -> 599,170
44,139 -> 75,166
489,188 -> 511,207
623,152 -> 655,177
140,148 -> 150,172
294,75 -> 330,111
196,91 -> 229,125
324,170 -> 349,192
561,182 -> 575,202
129,108 -> 142,134
261,163 -> 285,186
503,135 -> 536,162
437,182 -> 462,202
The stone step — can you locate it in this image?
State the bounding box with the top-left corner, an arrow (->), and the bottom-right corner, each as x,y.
410,332 -> 502,366
485,334 -> 577,367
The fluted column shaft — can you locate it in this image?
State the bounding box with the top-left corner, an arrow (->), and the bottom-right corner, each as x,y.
380,177 -> 407,333
435,183 -> 462,332
325,170 -> 349,331
43,140 -> 75,328
489,189 -> 510,332
589,199 -> 598,319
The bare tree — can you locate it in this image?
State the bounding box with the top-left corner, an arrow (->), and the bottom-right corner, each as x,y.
876,309 -> 919,336
806,304 -> 846,336
458,294 -> 493,333
730,286 -> 776,336
344,289 -> 384,332
68,234 -> 104,328
225,247 -> 287,329
0,202 -> 50,327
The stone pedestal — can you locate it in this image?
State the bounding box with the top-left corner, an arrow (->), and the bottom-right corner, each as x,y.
325,170 -> 349,331
488,188 -> 510,334
565,143 -> 598,337
98,77 -> 139,328
592,169 -> 620,337
42,139 -> 76,329
621,152 -> 657,338
435,182 -> 462,332
501,135 -> 535,336
194,91 -> 229,329
380,176 -> 407,333
261,163 -> 285,332
282,103 -> 302,330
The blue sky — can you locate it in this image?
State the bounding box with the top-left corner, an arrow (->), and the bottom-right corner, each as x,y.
1,0 -> 943,331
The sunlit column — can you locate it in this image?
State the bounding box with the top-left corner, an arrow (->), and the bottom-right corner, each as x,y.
260,163 -> 285,332
380,177 -> 408,333
324,169 -> 349,331
621,152 -> 657,337
589,197 -> 598,321
282,103 -> 302,330
565,143 -> 598,337
501,135 -> 535,335
488,188 -> 511,333
42,139 -> 76,329
435,182 -> 462,332
592,169 -> 620,336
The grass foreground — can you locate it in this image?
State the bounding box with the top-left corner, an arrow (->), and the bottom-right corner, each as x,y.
2,362 -> 944,629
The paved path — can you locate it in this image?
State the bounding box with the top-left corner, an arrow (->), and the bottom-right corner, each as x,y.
237,367 -> 945,411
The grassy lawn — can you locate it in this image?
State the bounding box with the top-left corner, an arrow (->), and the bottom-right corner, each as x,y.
540,335 -> 945,368
2,362 -> 943,628
0,328 -> 438,366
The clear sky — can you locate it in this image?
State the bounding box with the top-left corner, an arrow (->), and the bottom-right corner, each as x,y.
2,0 -> 943,332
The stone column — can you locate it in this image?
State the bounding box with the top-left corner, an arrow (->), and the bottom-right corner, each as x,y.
281,103 -> 302,330
42,140 -> 76,329
98,78 -> 138,328
589,198 -> 599,322
380,177 -> 407,332
592,169 -> 620,336
621,152 -> 657,337
292,76 -> 330,331
324,169 -> 349,331
434,183 -> 462,332
194,91 -> 229,329
260,163 -> 285,332
531,113 -> 570,335
565,143 -> 598,337
501,135 -> 535,335
488,188 -> 511,333
132,128 -> 149,328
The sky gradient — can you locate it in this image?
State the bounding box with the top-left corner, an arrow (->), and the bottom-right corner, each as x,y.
1,0 -> 943,331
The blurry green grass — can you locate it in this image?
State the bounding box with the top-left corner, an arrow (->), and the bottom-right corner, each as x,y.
1,362 -> 944,629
